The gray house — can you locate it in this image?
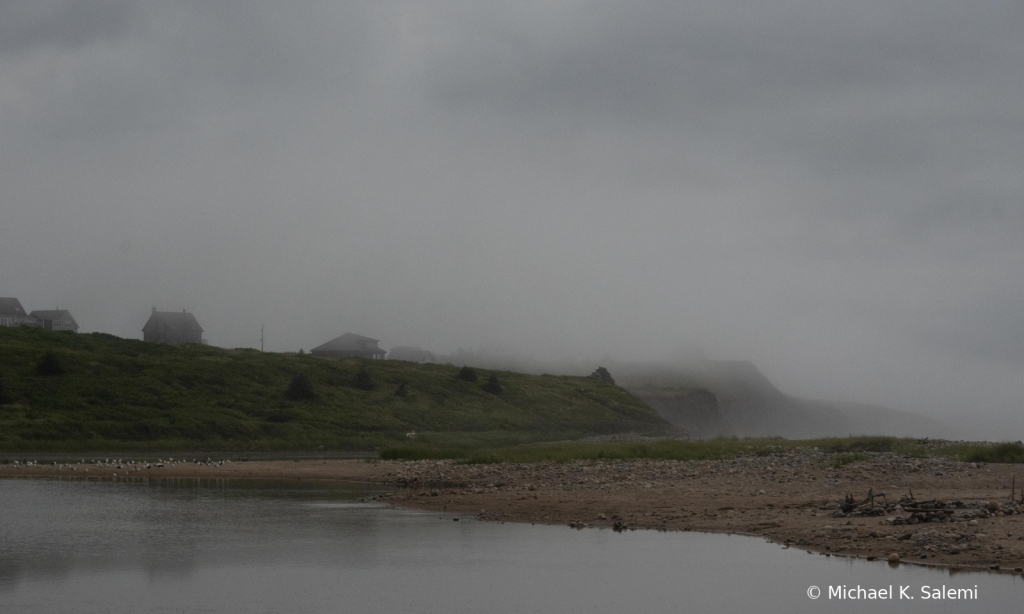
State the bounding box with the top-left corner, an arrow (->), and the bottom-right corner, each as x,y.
29,310 -> 79,333
311,333 -> 386,359
0,298 -> 38,328
387,346 -> 436,363
142,307 -> 205,345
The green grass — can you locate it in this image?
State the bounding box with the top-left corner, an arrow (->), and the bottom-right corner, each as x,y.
0,327 -> 670,452
941,442 -> 1024,464
380,435 -> 1024,465
380,435 -> 928,464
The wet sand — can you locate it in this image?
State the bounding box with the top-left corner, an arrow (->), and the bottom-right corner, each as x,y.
4,453 -> 1024,571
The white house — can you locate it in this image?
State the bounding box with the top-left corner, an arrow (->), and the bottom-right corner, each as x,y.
29,310 -> 80,333
0,298 -> 39,328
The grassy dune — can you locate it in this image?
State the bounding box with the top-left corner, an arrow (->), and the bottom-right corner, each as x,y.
0,327 -> 669,452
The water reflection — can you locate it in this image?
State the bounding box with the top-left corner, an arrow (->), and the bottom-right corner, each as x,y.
2,478 -> 1022,613
0,478 -> 388,587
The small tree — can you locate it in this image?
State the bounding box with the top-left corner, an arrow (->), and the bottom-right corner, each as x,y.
354,364 -> 376,391
285,373 -> 316,400
395,381 -> 408,397
482,374 -> 502,394
36,351 -> 65,376
457,365 -> 478,382
298,348 -> 305,356
590,366 -> 614,385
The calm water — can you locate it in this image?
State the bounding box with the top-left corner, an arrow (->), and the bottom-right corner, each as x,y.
1,478 -> 1022,613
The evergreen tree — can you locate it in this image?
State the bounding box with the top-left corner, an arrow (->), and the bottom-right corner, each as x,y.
395,381 -> 408,397
457,365 -> 478,382
590,366 -> 614,385
285,373 -> 316,400
482,374 -> 502,394
354,364 -> 376,390
36,351 -> 65,376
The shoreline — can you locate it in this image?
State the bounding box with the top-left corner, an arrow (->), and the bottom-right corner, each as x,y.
4,453 -> 1024,573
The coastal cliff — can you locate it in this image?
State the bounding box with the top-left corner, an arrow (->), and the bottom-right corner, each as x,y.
623,361 -> 949,440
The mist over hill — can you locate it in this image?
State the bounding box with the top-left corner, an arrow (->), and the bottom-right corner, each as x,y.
438,350 -> 950,440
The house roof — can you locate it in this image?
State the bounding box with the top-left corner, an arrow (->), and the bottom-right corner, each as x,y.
30,310 -> 78,328
311,333 -> 382,353
143,309 -> 204,334
0,298 -> 28,318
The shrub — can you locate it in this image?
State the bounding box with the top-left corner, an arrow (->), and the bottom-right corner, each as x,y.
395,381 -> 408,397
36,351 -> 65,376
285,373 -> 316,400
829,452 -> 868,469
590,366 -> 614,385
482,374 -> 502,394
457,366 -> 478,382
354,364 -> 376,391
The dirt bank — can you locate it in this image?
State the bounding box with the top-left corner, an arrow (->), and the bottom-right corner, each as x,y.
4,452 -> 1023,571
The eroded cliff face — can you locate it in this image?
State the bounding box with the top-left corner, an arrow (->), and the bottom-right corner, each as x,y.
628,385 -> 851,439
628,388 -> 722,439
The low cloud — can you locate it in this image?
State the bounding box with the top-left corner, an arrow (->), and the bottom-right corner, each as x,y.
1,0 -> 1022,435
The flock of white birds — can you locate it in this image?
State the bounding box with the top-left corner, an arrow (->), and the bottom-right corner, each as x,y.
8,457 -> 232,476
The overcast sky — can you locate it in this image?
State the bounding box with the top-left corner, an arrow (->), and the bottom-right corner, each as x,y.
1,1 -> 1021,434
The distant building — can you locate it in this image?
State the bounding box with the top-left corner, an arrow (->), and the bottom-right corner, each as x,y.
0,298 -> 38,328
142,307 -> 205,345
387,346 -> 436,363
29,310 -> 79,333
310,333 -> 386,359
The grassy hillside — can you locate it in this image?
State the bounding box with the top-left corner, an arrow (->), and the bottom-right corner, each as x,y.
0,327 -> 669,452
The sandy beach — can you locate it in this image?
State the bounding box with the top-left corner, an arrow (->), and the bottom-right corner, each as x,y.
4,452 -> 1024,572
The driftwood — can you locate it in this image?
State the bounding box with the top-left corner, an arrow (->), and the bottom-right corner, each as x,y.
841,489 -> 888,513
841,493 -> 856,512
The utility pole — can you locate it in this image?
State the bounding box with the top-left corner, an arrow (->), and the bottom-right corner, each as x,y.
261,325 -> 264,352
